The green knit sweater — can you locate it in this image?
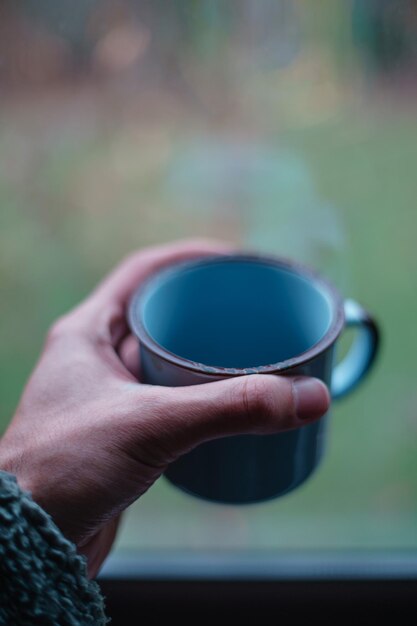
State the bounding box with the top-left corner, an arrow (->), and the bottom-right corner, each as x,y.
0,471 -> 108,625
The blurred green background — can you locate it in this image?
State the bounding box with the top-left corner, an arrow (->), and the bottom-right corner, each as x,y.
1,0 -> 417,552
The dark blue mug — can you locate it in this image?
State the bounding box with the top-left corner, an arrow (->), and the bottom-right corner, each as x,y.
128,254 -> 379,504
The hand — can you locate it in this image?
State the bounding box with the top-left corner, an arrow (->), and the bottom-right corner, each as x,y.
0,239 -> 330,578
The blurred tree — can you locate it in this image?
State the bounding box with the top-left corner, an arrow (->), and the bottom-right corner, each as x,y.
352,0 -> 417,74
21,0 -> 99,59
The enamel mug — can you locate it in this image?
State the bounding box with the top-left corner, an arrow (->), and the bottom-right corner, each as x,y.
128,254 -> 379,504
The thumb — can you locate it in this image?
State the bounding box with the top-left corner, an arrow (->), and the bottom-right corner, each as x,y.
152,374 -> 330,459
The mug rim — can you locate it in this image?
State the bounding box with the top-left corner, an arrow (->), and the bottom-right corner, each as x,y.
128,253 -> 345,377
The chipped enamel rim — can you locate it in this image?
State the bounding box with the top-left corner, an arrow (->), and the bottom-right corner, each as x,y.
128,253 -> 345,377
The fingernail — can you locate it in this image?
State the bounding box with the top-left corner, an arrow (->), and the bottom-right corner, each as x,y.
293,377 -> 330,420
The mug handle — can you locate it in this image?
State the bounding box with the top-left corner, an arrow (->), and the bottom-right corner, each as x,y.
331,299 -> 380,400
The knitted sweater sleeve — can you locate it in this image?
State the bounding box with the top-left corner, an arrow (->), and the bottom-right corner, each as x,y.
0,471 -> 109,625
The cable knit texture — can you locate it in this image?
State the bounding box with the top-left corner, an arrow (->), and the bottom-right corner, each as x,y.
0,471 -> 109,625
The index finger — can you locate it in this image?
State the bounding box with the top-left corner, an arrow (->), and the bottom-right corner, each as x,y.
90,238 -> 235,309
70,238 -> 235,342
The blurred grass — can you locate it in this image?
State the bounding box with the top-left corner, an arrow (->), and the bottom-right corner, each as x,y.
1,95 -> 416,550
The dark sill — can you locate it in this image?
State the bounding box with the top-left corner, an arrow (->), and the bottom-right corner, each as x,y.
98,551 -> 417,624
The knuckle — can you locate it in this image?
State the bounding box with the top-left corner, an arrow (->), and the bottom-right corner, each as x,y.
238,375 -> 277,423
123,250 -> 143,266
46,316 -> 71,343
45,312 -> 86,346
124,247 -> 156,267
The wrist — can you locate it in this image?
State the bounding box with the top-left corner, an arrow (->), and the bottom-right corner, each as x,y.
0,435 -> 33,494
